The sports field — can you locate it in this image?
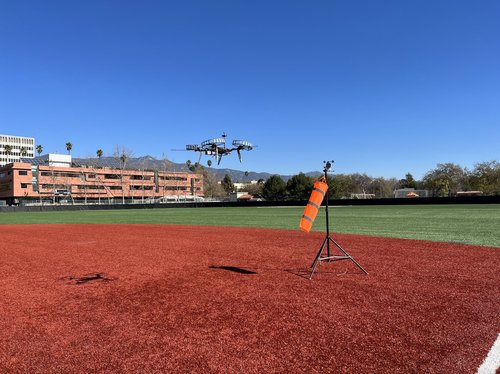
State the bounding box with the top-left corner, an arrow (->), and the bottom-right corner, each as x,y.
1,204 -> 499,373
1,204 -> 499,247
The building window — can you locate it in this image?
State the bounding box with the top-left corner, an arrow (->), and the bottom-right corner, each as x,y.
130,185 -> 153,190
164,186 -> 187,191
21,183 -> 28,189
161,176 -> 187,181
19,170 -> 28,176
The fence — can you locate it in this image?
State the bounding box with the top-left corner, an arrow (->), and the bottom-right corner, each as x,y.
1,195 -> 499,213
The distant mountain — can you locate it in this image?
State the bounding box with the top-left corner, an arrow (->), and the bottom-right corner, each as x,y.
73,155 -> 320,182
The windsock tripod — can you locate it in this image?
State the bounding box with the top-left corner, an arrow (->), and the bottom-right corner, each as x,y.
309,161 -> 368,279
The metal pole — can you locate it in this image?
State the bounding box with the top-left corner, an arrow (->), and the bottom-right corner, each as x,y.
324,167 -> 331,258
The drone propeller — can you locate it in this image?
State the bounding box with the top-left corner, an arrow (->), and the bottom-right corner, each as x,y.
232,140 -> 254,151
201,137 -> 226,148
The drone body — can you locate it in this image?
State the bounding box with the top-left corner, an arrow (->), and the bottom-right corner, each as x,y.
184,133 -> 254,165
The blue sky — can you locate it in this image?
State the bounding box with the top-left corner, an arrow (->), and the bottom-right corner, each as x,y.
1,1 -> 499,179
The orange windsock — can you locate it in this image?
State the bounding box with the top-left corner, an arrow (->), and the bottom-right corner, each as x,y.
299,179 -> 328,232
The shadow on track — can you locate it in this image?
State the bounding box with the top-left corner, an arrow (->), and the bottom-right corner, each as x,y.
209,266 -> 257,274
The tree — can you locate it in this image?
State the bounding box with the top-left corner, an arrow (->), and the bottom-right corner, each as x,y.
469,161 -> 500,195
4,145 -> 12,157
112,145 -> 134,204
36,144 -> 43,156
351,173 -> 373,195
221,174 -> 235,194
96,149 -> 103,162
207,160 -> 212,167
262,175 -> 286,201
20,147 -> 28,157
286,173 -> 312,200
328,174 -> 355,199
422,163 -> 467,197
120,153 -> 128,168
245,182 -> 264,198
370,177 -> 399,198
112,145 -> 133,168
398,173 -> 418,189
202,169 -> 225,199
66,142 -> 73,155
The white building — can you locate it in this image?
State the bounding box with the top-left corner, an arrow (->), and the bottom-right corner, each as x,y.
35,153 -> 72,167
0,134 -> 35,166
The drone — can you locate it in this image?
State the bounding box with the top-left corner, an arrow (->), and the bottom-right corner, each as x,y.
181,133 -> 255,166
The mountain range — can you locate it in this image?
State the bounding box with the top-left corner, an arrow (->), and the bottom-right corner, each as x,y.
73,156 -> 321,182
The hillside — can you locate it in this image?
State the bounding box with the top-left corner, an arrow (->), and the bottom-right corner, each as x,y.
73,156 -> 318,182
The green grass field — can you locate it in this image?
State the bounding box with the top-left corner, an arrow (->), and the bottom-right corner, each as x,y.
1,204 -> 499,247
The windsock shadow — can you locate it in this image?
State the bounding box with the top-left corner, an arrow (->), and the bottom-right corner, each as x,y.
209,266 -> 257,275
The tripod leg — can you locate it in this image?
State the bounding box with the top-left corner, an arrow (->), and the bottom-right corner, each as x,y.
310,236 -> 328,267
309,236 -> 328,279
330,238 -> 368,275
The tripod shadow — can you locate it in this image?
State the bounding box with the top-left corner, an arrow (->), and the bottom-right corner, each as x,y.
285,263 -> 357,280
284,268 -> 312,279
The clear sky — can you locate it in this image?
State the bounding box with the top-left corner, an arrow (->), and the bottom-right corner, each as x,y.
1,1 -> 499,179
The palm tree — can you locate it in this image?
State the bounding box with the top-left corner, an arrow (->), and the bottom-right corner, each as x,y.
4,145 -> 12,161
36,144 -> 43,156
20,147 -> 28,157
96,149 -> 103,166
207,160 -> 212,167
66,142 -> 73,155
120,153 -> 128,168
120,153 -> 128,204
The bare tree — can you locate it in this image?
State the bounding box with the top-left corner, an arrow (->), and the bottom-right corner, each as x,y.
112,145 -> 134,204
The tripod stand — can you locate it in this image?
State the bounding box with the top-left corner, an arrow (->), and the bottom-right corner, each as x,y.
309,161 -> 368,280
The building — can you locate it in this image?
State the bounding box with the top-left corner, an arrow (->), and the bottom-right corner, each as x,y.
0,154 -> 203,206
394,188 -> 430,198
0,134 -> 35,166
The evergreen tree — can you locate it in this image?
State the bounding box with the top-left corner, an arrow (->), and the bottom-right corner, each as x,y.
286,173 -> 312,200
221,174 -> 235,194
262,175 -> 287,201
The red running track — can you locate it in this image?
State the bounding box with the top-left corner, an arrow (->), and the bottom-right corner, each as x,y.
0,224 -> 499,373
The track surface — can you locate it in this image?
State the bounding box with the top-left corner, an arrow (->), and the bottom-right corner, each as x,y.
1,224 -> 499,373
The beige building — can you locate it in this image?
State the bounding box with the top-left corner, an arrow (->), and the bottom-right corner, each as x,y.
0,155 -> 203,206
0,134 -> 35,166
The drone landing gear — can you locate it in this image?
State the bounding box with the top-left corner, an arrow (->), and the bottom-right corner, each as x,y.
309,161 -> 368,280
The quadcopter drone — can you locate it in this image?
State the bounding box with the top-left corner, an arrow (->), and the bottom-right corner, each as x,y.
180,133 -> 255,165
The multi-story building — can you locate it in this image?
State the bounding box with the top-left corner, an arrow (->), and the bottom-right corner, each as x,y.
0,134 -> 35,166
0,154 -> 203,206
